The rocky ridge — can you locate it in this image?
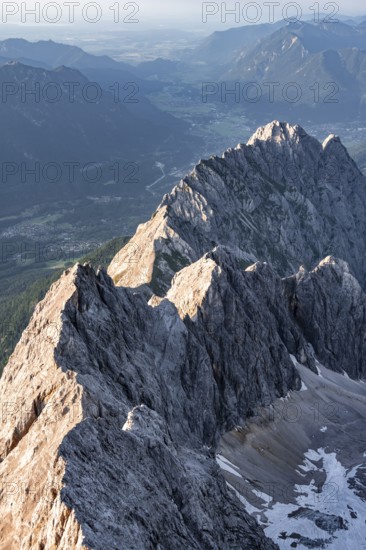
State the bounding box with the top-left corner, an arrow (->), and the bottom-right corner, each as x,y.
0,121 -> 365,548
109,121 -> 366,294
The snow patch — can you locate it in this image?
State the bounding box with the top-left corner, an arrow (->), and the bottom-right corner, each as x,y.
280,392 -> 291,401
238,448 -> 366,549
216,455 -> 243,478
226,482 -> 259,515
315,360 -> 324,378
290,355 -> 308,391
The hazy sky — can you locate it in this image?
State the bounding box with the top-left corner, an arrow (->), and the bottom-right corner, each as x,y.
140,0 -> 365,26
1,0 -> 364,31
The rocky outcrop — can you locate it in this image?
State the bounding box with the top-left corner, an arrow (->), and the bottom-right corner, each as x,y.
1,251 -> 365,547
109,121 -> 366,294
1,121 -> 366,548
1,261 -> 290,549
286,256 -> 366,379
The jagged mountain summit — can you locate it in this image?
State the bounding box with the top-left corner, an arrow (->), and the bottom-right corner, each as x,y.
109,120 -> 366,294
220,22 -> 366,119
0,121 -> 365,549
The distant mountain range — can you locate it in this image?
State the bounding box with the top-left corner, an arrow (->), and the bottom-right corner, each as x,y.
0,38 -> 130,70
0,61 -> 181,164
187,21 -> 366,121
0,44 -> 201,221
187,21 -> 285,66
0,38 -> 168,93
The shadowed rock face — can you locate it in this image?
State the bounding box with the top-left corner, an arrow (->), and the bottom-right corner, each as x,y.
1,252 -> 365,548
1,259 -> 294,549
286,257 -> 366,380
109,120 -> 366,294
0,122 -> 365,548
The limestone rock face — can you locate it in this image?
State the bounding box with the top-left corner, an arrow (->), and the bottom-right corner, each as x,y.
109,120 -> 366,294
1,262 -> 287,549
1,253 -> 365,547
0,268 -> 85,549
286,256 -> 366,379
1,121 -> 366,548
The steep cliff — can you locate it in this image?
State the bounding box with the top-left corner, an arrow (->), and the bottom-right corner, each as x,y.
109,121 -> 366,294
1,121 -> 365,549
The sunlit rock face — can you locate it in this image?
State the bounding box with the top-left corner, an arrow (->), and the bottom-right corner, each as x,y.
109,120 -> 366,294
1,122 -> 365,549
